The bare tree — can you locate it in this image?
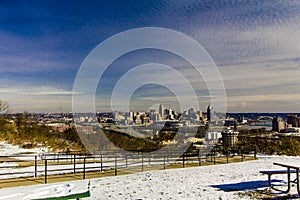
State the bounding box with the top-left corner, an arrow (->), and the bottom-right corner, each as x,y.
0,100 -> 10,114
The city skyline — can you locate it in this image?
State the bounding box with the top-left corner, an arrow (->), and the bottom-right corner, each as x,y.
1,1 -> 300,113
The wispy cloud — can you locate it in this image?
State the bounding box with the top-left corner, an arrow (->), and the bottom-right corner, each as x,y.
1,1 -> 300,112
0,86 -> 78,96
0,86 -> 77,112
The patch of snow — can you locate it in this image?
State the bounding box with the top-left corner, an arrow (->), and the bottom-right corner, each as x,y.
0,141 -> 49,157
0,180 -> 89,200
0,162 -> 18,168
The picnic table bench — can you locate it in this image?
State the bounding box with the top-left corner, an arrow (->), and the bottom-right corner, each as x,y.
260,162 -> 299,194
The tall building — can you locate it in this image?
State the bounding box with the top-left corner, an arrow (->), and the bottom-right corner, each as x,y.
207,105 -> 214,121
221,129 -> 239,147
197,110 -> 203,119
159,104 -> 165,119
287,114 -> 298,127
169,107 -> 172,115
168,107 -> 174,120
272,117 -> 286,132
188,108 -> 195,119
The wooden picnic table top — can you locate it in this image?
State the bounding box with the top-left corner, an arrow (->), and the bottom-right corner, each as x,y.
273,162 -> 300,170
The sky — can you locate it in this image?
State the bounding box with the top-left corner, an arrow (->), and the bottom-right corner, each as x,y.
1,0 -> 300,113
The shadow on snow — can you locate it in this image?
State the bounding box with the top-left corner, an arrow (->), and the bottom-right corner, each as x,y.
210,180 -> 284,192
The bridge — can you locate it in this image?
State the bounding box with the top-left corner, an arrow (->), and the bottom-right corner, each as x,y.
257,116 -> 274,121
248,116 -> 274,124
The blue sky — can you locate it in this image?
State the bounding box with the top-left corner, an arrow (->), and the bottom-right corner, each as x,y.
1,0 -> 300,113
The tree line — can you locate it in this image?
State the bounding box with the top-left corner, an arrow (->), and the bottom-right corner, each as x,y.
0,101 -> 84,151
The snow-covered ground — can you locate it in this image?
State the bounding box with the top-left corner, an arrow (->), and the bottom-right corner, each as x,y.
0,155 -> 299,199
0,141 -> 48,156
0,180 -> 90,200
84,155 -> 300,199
1,142 -> 300,199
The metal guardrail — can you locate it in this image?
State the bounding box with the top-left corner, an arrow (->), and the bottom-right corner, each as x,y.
0,149 -> 257,184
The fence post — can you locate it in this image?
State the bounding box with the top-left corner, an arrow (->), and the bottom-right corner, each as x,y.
241,150 -> 244,162
74,154 -> 76,173
182,153 -> 185,168
213,155 -> 216,165
44,159 -> 47,184
115,153 -> 117,176
166,150 -> 169,163
34,155 -> 37,178
141,153 -> 144,172
125,153 -> 128,168
226,150 -> 229,163
100,152 -> 103,172
213,149 -> 216,165
83,157 -> 86,179
163,152 -> 166,169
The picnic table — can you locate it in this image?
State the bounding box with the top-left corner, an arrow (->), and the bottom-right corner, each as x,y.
260,162 -> 300,195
